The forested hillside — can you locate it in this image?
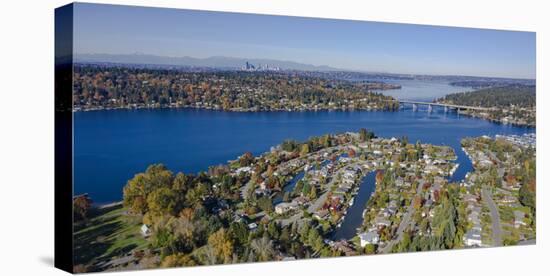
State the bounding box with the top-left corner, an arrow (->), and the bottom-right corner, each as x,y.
439,85 -> 535,108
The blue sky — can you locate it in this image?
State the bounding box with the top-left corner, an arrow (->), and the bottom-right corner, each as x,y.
73,3 -> 536,79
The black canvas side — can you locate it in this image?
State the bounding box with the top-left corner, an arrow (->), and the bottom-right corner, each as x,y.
55,3 -> 74,274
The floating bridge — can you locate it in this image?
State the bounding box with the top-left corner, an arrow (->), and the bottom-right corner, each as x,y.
397,100 -> 493,112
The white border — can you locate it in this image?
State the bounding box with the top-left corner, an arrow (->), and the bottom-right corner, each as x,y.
0,0 -> 547,275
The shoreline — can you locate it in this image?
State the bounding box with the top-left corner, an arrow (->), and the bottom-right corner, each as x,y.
73,105 -> 536,128
95,201 -> 123,209
72,104 -> 400,113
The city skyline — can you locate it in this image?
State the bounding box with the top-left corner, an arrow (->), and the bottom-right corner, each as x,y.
74,3 -> 536,79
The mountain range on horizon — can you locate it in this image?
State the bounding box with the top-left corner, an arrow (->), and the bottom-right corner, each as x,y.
75,53 -> 342,72
74,53 -> 536,82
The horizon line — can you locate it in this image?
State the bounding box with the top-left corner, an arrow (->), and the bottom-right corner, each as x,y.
75,52 -> 536,80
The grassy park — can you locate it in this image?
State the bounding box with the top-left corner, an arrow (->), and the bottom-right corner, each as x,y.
73,204 -> 148,270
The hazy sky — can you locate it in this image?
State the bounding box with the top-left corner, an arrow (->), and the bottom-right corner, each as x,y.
73,3 -> 536,79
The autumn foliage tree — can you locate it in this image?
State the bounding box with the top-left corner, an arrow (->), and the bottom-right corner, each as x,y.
160,253 -> 197,268
207,228 -> 234,263
73,194 -> 93,221
375,170 -> 384,185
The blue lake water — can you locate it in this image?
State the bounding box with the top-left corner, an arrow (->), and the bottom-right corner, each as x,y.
376,79 -> 473,102
332,171 -> 377,240
74,106 -> 533,204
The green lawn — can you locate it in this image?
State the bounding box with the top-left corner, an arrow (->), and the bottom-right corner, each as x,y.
73,204 -> 148,268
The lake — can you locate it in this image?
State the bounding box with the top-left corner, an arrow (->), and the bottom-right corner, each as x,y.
74,79 -> 532,204
74,107 -> 533,204
375,79 -> 474,101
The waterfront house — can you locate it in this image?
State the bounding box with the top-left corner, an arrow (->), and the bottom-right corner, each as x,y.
275,202 -> 299,215
359,231 -> 380,247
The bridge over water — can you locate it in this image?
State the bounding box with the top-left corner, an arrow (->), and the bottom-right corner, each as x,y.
397,100 -> 493,112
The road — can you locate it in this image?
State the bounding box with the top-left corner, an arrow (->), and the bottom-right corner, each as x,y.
398,100 -> 494,112
379,179 -> 425,253
481,186 -> 502,246
277,210 -> 304,227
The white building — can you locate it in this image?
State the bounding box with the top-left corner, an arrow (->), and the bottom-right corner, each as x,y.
141,224 -> 151,237
359,231 -> 380,247
275,202 -> 299,215
463,229 -> 482,247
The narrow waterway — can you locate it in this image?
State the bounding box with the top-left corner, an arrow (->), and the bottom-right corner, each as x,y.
332,171 -> 377,240
273,170 -> 305,205
331,137 -> 473,241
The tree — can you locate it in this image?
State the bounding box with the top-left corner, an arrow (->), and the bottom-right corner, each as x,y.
73,194 -> 92,221
267,221 -> 281,239
257,196 -> 273,213
147,187 -> 177,217
400,136 -> 409,147
144,164 -> 174,189
375,170 -> 384,185
160,253 -> 197,267
171,214 -> 196,253
207,228 -> 234,263
300,143 -> 310,157
359,128 -> 367,142
321,134 -> 332,148
307,228 -> 324,251
123,174 -> 149,214
519,180 -> 536,211
364,244 -> 376,254
413,196 -> 423,210
309,186 -> 318,200
302,181 -> 312,197
172,172 -> 191,193
430,196 -> 458,249
281,140 -> 299,152
239,152 -> 255,167
279,226 -> 290,244
123,164 -> 174,215
151,217 -> 177,251
250,236 -> 275,262
229,221 -> 249,247
359,128 -> 374,142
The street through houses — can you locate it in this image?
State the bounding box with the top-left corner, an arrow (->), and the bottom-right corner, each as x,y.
481,186 -> 502,246
379,179 -> 425,253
